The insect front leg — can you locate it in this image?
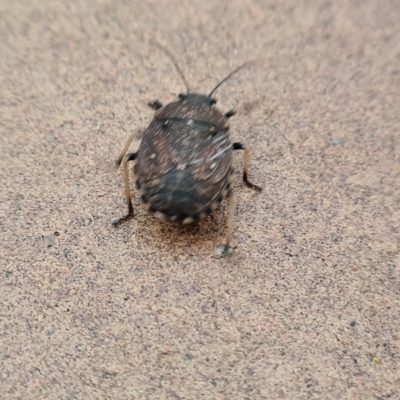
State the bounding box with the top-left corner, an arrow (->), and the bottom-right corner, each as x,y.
113,152 -> 137,226
233,142 -> 262,191
116,132 -> 137,167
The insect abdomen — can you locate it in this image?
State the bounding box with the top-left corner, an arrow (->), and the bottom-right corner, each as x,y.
139,168 -> 230,224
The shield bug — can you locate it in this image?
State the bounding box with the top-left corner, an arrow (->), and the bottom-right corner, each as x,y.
113,44 -> 262,255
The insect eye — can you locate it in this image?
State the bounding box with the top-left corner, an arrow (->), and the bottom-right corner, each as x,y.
210,98 -> 217,105
178,93 -> 187,100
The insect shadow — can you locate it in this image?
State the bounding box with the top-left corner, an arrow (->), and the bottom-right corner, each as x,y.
113,41 -> 262,256
131,203 -> 231,256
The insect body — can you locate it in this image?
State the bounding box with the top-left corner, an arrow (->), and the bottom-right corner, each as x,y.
113,51 -> 261,255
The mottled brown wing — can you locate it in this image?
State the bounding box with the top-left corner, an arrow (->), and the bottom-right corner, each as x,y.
191,129 -> 232,184
136,120 -> 173,182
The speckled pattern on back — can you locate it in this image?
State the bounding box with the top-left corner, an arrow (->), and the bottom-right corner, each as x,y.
132,94 -> 235,225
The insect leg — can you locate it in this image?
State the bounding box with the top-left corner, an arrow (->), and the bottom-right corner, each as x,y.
148,100 -> 163,110
116,132 -> 136,167
233,142 -> 262,191
222,191 -> 236,256
113,153 -> 137,226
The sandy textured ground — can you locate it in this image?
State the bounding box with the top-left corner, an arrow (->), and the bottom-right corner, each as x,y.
1,0 -> 400,399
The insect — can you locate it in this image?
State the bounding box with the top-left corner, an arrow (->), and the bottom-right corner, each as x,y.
113,45 -> 262,255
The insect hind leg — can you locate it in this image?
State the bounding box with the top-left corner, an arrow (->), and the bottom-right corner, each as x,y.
222,190 -> 236,255
233,142 -> 262,191
113,152 -> 137,226
216,189 -> 236,256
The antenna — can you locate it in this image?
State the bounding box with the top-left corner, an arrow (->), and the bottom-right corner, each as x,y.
208,61 -> 253,98
150,40 -> 190,94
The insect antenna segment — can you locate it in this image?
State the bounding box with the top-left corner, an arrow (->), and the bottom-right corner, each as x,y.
207,61 -> 253,98
150,40 -> 190,94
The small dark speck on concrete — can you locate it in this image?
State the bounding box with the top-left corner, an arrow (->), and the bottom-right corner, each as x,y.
331,137 -> 345,146
305,377 -> 319,388
350,320 -> 357,327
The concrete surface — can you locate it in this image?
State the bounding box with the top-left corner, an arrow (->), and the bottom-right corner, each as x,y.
1,0 -> 399,399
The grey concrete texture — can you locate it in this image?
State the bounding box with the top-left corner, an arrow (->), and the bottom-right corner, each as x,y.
1,0 -> 399,399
